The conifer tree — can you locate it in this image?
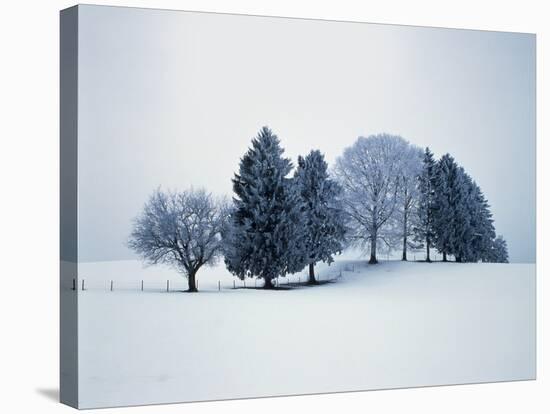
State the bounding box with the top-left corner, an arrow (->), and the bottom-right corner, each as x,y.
484,235 -> 509,263
432,154 -> 471,262
451,168 -> 476,262
294,150 -> 347,284
433,157 -> 499,263
464,179 -> 496,262
414,147 -> 438,262
224,127 -> 306,288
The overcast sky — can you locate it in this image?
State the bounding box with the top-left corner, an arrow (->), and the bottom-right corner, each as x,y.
77,5 -> 535,263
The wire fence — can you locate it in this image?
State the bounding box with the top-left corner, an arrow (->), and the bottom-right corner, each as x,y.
70,262 -> 367,293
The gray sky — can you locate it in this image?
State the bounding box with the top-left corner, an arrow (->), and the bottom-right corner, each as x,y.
77,5 -> 535,263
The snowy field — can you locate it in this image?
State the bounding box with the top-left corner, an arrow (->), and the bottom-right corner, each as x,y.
77,259 -> 535,409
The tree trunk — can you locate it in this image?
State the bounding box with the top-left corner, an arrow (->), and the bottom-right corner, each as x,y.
402,211 -> 408,261
456,256 -> 462,263
308,263 -> 318,284
442,252 -> 447,262
187,271 -> 198,292
425,237 -> 431,262
264,277 -> 274,289
369,230 -> 378,264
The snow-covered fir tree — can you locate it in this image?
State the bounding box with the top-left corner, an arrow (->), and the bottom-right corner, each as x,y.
483,235 -> 509,263
463,178 -> 497,262
413,147 -> 438,262
223,127 -> 306,288
432,154 -> 470,262
451,170 -> 480,262
294,150 -> 347,283
433,154 -> 504,263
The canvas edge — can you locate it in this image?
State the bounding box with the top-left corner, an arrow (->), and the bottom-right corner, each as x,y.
60,4 -> 79,409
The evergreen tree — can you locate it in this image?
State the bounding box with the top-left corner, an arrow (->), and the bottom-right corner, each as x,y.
224,127 -> 306,288
433,157 -> 499,263
294,150 -> 347,284
432,154 -> 455,261
483,235 -> 509,263
440,166 -> 505,263
464,179 -> 496,262
432,154 -> 472,262
413,147 -> 438,262
450,169 -> 475,262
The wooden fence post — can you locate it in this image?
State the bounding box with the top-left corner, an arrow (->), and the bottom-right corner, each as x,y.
141,280 -> 144,291
233,280 -> 236,289
110,280 -> 113,291
81,279 -> 85,291
166,280 -> 169,292
72,278 -> 76,291
218,280 -> 221,291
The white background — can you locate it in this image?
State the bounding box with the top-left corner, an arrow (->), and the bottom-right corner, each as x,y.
0,0 -> 547,413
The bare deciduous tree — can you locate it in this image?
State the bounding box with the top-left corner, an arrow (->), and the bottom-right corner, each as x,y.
128,188 -> 227,292
395,145 -> 423,261
333,134 -> 411,264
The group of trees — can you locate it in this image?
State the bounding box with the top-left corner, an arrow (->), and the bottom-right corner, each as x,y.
334,134 -> 509,265
414,149 -> 509,264
128,127 -> 508,292
224,127 -> 347,288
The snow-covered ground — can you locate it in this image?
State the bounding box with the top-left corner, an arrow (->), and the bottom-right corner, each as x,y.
77,259 -> 535,409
